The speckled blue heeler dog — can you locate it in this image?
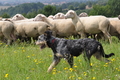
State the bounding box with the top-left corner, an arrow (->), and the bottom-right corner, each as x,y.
36,30 -> 115,72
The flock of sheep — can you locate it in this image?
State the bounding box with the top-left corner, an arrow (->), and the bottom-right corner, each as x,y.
0,10 -> 120,45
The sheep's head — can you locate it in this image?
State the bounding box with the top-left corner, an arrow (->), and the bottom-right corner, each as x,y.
53,13 -> 65,19
12,14 -> 25,20
65,10 -> 76,19
79,12 -> 88,17
48,15 -> 54,19
34,14 -> 47,21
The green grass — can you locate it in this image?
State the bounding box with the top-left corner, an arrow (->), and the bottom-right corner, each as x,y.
0,38 -> 120,80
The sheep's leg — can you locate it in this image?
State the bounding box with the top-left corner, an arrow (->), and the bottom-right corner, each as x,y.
102,31 -> 111,44
7,39 -> 12,45
78,32 -> 87,38
52,31 -> 57,36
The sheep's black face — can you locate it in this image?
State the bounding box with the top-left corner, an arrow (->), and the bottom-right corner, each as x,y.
36,34 -> 47,49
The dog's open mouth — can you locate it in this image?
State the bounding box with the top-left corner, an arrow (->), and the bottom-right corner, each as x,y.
40,44 -> 46,49
36,40 -> 47,49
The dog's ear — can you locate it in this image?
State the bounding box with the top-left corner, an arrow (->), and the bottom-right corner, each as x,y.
44,30 -> 52,37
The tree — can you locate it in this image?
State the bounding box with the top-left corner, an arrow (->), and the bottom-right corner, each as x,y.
42,5 -> 60,17
68,5 -> 74,10
1,13 -> 10,18
89,0 -> 120,17
79,3 -> 86,10
108,0 -> 120,16
89,5 -> 111,17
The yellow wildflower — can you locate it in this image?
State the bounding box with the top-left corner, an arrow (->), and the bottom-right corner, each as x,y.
14,51 -> 17,53
69,68 -> 73,72
34,59 -> 37,62
69,76 -> 75,79
32,54 -> 35,56
90,63 -> 93,66
22,50 -> 25,52
78,59 -> 81,62
27,56 -> 30,58
52,72 -> 56,75
92,77 -> 96,79
84,72 -> 87,76
26,77 -> 29,79
4,73 -> 9,78
111,58 -> 115,62
78,77 -> 82,79
74,65 -> 78,68
64,67 -> 68,70
103,64 -> 108,67
22,47 -> 24,49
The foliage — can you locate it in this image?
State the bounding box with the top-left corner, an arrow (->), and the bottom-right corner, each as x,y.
108,0 -> 120,16
96,0 -> 108,5
78,3 -> 86,10
1,13 -> 10,18
89,5 -> 111,17
42,5 -> 60,17
0,0 -> 118,18
68,5 -> 74,10
90,0 -> 120,17
0,2 -> 44,17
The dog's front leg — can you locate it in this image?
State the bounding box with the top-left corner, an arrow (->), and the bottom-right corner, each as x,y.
47,56 -> 61,73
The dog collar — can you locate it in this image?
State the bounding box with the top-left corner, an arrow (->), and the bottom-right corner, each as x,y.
50,38 -> 56,44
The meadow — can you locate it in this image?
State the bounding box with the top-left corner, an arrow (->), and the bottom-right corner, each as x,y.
0,37 -> 120,80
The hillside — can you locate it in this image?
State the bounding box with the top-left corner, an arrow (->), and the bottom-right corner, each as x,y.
0,2 -> 45,16
0,0 -> 97,5
0,0 -> 109,17
0,6 -> 11,10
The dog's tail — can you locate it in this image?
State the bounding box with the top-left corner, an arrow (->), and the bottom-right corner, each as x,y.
99,44 -> 115,58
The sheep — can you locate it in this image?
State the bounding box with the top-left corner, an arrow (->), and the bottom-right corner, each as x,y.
65,10 -> 111,43
48,15 -> 54,19
109,19 -> 120,39
53,13 -> 65,19
14,21 -> 50,42
0,21 -> 16,45
11,14 -> 27,21
79,12 -> 88,17
108,17 -> 119,20
118,15 -> 120,20
33,14 -> 77,37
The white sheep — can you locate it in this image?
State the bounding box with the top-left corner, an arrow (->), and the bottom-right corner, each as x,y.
65,10 -> 111,43
118,15 -> 120,20
53,12 -> 65,19
11,14 -> 27,21
34,14 -> 77,37
109,19 -> 120,39
0,21 -> 16,45
108,17 -> 119,20
14,21 -> 50,42
48,15 -> 54,19
79,12 -> 88,17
